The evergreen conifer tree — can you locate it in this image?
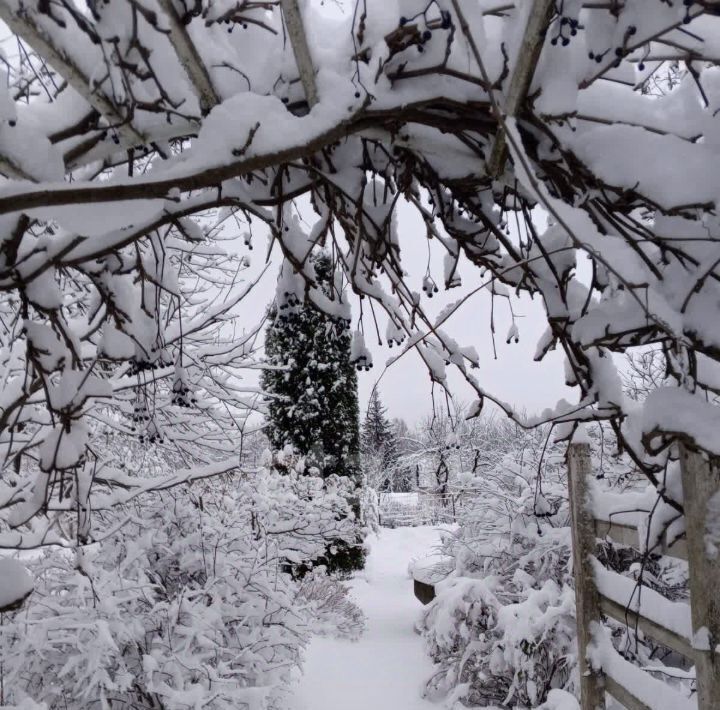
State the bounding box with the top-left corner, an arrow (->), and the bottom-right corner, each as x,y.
262,252 -> 360,480
262,251 -> 364,573
361,389 -> 401,490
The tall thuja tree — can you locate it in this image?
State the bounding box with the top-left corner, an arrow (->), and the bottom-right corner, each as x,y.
262,250 -> 364,573
262,251 -> 360,479
361,389 -> 400,490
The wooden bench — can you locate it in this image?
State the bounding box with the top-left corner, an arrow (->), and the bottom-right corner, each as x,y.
414,578 -> 435,605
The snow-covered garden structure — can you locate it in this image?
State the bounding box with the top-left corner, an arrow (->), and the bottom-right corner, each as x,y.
1,0 -> 720,707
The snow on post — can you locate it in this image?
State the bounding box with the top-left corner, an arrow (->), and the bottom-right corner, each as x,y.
566,441 -> 605,710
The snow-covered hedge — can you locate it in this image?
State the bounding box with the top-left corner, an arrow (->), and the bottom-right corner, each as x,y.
0,469 -> 363,710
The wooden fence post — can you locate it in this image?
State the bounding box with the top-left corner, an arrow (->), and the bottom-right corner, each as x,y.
568,442 -> 606,710
679,445 -> 720,710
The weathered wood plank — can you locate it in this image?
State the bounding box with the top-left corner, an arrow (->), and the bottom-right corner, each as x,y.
598,593 -> 695,660
594,518 -> 688,561
604,675 -> 652,710
679,445 -> 720,710
595,520 -> 641,549
598,640 -> 696,710
486,0 -> 555,177
661,534 -> 688,562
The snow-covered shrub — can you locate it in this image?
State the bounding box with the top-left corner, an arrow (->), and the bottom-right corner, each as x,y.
536,689 -> 580,710
295,571 -> 365,640
0,468 -> 362,710
359,482 -> 380,534
423,574 -> 577,708
419,424 -> 578,708
264,445 -> 368,577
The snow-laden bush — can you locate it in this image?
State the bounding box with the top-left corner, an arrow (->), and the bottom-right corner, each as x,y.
0,468 -> 363,710
418,424 -> 578,708
263,445 -> 368,576
359,482 -> 380,535
295,571 -> 365,641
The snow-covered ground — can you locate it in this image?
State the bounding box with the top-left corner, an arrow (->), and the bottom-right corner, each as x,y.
289,525 -> 443,710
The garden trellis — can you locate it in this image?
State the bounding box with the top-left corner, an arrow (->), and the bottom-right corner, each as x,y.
1,0 -> 720,697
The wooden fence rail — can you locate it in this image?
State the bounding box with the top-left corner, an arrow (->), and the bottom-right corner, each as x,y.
568,442 -> 720,710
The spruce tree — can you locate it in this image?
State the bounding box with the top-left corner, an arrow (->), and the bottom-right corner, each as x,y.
262,252 -> 360,480
262,251 -> 364,574
361,389 -> 400,490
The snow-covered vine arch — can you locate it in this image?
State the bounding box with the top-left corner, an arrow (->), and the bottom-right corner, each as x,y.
1,0 -> 720,543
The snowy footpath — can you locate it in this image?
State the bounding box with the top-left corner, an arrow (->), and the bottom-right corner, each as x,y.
289,526 -> 442,710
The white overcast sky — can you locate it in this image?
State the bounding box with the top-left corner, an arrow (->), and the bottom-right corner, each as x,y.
232,199 -> 574,427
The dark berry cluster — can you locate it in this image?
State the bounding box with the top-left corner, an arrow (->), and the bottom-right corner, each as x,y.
279,291 -> 301,310
130,399 -> 150,430
398,5 -> 451,54
138,421 -> 163,445
172,378 -> 196,408
422,275 -> 439,298
550,15 -> 580,47
351,353 -> 373,371
387,332 -> 405,348
223,18 -> 249,34
588,25 -> 637,68
275,292 -> 302,323
99,130 -> 120,145
128,348 -> 172,376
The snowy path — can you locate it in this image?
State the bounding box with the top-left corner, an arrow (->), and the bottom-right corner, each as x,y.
289,526 -> 442,710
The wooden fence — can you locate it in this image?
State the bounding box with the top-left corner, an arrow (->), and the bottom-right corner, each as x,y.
568,442 -> 720,710
377,490 -> 471,527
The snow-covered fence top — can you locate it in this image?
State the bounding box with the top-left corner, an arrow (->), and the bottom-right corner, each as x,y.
410,553 -> 453,606
592,488 -> 688,562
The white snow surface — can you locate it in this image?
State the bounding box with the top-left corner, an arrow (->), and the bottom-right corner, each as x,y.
0,557 -> 33,610
289,525 -> 442,710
